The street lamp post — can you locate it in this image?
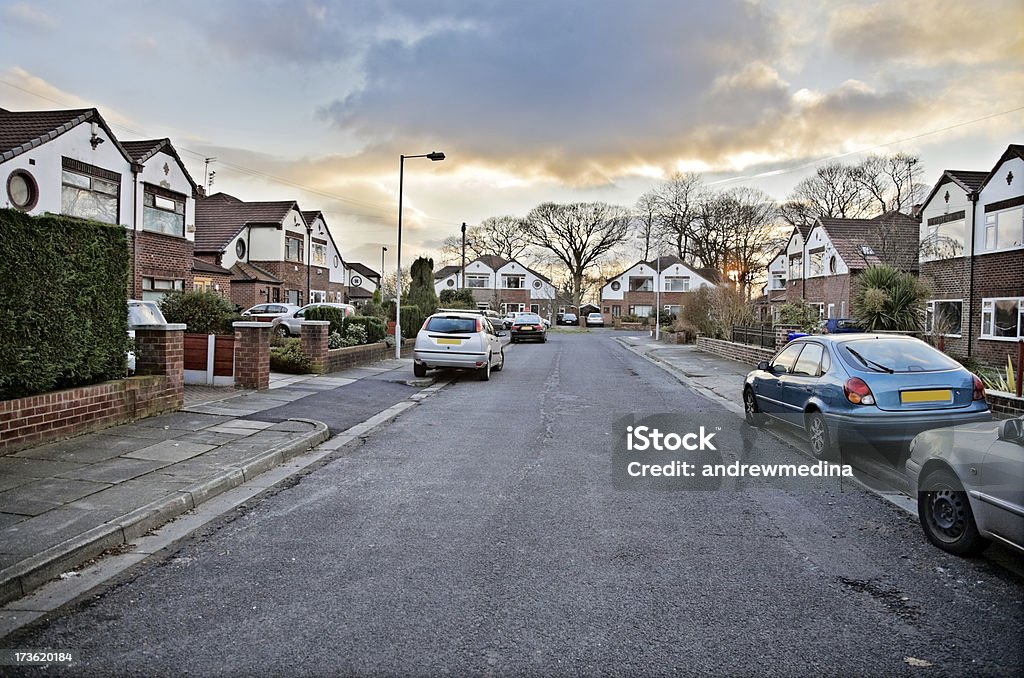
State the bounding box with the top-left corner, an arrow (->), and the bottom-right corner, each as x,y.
460,222 -> 468,289
395,151 -> 445,359
381,246 -> 387,288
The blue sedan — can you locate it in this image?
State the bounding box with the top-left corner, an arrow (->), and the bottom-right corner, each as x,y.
743,334 -> 992,460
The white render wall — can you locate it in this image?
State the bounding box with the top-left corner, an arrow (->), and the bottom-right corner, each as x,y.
804,226 -> 849,277
975,156 -> 1024,253
133,148 -> 196,242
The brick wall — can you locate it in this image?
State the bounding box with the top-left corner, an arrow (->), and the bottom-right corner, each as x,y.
1,326 -> 185,455
971,250 -> 1024,368
127,231 -> 195,299
987,391 -> 1024,419
696,336 -> 775,366
301,321 -> 330,373
254,261 -> 328,304
324,340 -> 414,372
234,323 -> 271,389
919,257 -> 970,358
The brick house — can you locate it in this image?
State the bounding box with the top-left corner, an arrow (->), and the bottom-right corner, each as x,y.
0,107 -> 198,301
782,212 -> 920,320
302,210 -> 349,303
600,256 -> 719,322
195,193 -> 326,309
434,255 -> 557,316
918,144 -> 1024,367
346,262 -> 381,305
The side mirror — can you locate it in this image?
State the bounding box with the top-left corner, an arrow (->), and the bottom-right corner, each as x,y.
757,361 -> 771,372
998,418 -> 1024,444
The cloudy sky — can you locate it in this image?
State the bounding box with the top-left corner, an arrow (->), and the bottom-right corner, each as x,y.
1,0 -> 1021,269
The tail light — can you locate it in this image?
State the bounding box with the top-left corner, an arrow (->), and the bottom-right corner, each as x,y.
972,374 -> 986,401
421,318 -> 429,330
844,377 -> 875,405
476,318 -> 483,332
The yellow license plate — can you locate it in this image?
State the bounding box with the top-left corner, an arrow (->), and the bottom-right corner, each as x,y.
900,389 -> 952,403
436,338 -> 461,345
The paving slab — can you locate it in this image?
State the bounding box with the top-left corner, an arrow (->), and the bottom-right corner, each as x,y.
0,478 -> 109,511
132,412 -> 232,430
0,457 -> 89,479
0,507 -> 125,556
124,441 -> 216,463
66,479 -> 192,513
0,514 -> 28,531
11,437 -> 125,464
55,458 -> 171,484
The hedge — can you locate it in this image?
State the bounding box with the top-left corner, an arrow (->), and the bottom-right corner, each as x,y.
343,315 -> 386,344
160,289 -> 241,334
400,305 -> 427,339
0,209 -> 130,400
304,306 -> 347,335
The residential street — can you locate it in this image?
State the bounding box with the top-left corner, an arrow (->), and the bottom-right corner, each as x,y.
5,331 -> 1023,676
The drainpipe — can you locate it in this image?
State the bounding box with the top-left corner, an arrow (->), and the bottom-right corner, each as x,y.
131,164 -> 140,299
966,191 -> 978,360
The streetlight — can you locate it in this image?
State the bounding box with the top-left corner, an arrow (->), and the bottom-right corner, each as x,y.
638,236 -> 663,341
395,151 -> 445,359
381,246 -> 387,288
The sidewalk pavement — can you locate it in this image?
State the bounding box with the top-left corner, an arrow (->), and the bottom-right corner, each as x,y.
0,358 -> 425,610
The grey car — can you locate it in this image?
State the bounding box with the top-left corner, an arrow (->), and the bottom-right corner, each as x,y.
413,312 -> 505,381
906,416 -> 1024,555
270,303 -> 355,337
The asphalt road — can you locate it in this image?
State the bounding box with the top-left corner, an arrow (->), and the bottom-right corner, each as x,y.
5,330 -> 1023,676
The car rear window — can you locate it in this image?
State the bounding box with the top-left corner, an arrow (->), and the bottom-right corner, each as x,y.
515,314 -> 542,324
838,338 -> 960,373
425,317 -> 478,333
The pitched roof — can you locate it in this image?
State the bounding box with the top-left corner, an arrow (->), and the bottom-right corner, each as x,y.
191,257 -> 231,276
434,265 -> 461,280
814,211 -> 920,271
120,138 -> 201,197
347,262 -> 380,280
921,169 -> 989,210
347,286 -> 374,299
475,254 -> 509,271
0,107 -> 133,164
194,193 -> 299,253
230,261 -> 281,284
978,143 -> 1024,193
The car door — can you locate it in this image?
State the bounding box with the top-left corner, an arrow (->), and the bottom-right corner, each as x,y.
975,422 -> 1024,547
779,342 -> 825,428
755,343 -> 803,417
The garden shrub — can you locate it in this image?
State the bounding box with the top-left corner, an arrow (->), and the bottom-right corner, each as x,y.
343,315 -> 386,344
0,209 -> 130,399
159,290 -> 241,334
304,306 -> 347,335
399,305 -> 426,339
269,339 -> 312,374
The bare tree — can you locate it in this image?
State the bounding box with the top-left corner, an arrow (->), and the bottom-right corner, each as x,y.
850,153 -> 924,215
717,187 -> 782,297
523,202 -> 632,307
438,216 -> 532,266
653,172 -> 704,264
787,162 -> 870,220
633,191 -> 659,261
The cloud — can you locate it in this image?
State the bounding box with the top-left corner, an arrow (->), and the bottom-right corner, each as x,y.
3,2 -> 55,31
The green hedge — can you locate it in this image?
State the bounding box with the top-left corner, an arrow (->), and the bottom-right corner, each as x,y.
400,305 -> 426,339
0,209 -> 130,400
343,315 -> 387,344
160,290 -> 241,334
304,306 -> 347,335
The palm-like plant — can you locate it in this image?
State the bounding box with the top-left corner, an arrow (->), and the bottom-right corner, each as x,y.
851,265 -> 929,332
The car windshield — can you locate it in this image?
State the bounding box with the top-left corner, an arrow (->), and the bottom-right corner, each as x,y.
838,338 -> 960,373
128,302 -> 166,327
515,314 -> 542,324
425,316 -> 478,333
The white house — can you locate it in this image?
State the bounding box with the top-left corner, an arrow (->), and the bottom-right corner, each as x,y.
600,256 -> 718,320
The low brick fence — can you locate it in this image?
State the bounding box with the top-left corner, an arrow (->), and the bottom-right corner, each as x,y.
696,336 -> 775,366
299,321 -> 415,375
987,391 -> 1024,419
1,325 -> 185,455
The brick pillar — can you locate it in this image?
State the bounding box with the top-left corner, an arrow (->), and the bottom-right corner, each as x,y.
234,322 -> 272,390
134,324 -> 186,407
301,321 -> 330,374
774,324 -> 801,349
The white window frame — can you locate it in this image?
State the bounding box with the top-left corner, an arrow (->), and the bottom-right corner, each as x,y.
788,256 -> 803,281
466,274 -> 489,288
826,303 -> 835,319
311,242 -> 327,267
980,297 -> 1024,340
664,276 -> 690,292
769,272 -> 786,290
926,299 -> 964,337
285,235 -> 304,263
984,206 -> 1024,252
629,304 -> 653,318
629,276 -> 653,292
502,275 -> 525,289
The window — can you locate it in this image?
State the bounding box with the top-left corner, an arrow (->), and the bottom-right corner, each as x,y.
770,272 -> 786,290
629,277 -> 653,292
446,279 -> 455,287
310,290 -> 326,303
143,188 -> 185,237
286,289 -> 301,305
788,256 -> 803,280
828,256 -> 837,274
981,297 -> 1024,339
6,170 -> 38,211
141,277 -> 183,302
827,303 -> 835,319
664,276 -> 690,292
311,242 -> 327,267
467,274 -> 488,288
814,303 -> 825,319
501,303 -> 525,313
771,344 -> 803,374
285,235 -> 304,262
665,305 -> 680,316
503,275 -> 525,289
984,207 -> 1024,251
194,277 -> 212,293
629,305 -> 653,317
921,214 -> 965,260
610,281 -> 621,291
236,239 -> 246,260
808,249 -> 824,277
532,279 -> 543,290
793,343 -> 825,377
530,304 -> 539,314
926,300 -> 963,337
612,305 -> 621,317
61,165 -> 119,224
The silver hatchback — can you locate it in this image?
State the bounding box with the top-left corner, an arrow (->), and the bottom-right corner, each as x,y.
413,312 -> 505,381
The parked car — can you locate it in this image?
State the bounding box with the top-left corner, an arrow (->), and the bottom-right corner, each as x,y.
510,313 -> 547,343
560,312 -> 578,326
585,313 -> 605,327
742,334 -> 991,460
127,299 -> 168,373
822,318 -> 863,334
241,303 -> 300,322
907,416 -> 1024,556
413,312 -> 505,380
270,303 -> 356,337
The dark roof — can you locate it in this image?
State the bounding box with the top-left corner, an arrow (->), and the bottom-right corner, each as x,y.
475,254 -> 510,271
647,255 -> 683,270
120,138 -> 201,198
192,257 -> 231,276
921,169 -> 989,211
347,262 -> 380,280
348,286 -> 373,299
695,267 -> 722,284
0,107 -> 133,165
814,211 -> 920,271
434,265 -> 461,280
230,261 -> 281,284
194,193 -> 299,253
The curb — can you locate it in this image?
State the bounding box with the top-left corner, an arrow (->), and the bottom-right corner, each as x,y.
0,419 -> 329,608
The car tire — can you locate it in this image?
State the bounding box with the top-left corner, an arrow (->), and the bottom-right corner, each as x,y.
743,387 -> 763,427
274,325 -> 289,338
918,468 -> 990,556
494,349 -> 505,372
479,355 -> 491,381
805,411 -> 835,461
413,362 -> 427,378
541,335 -> 547,343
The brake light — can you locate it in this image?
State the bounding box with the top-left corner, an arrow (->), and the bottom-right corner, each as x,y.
421,318 -> 429,330
972,374 -> 986,401
476,318 -> 483,332
844,377 -> 875,405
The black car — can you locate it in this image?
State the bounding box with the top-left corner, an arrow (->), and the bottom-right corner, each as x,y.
510,313 -> 547,343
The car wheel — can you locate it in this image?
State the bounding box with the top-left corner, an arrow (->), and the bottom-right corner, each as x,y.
743,387 -> 763,427
274,325 -> 289,338
413,362 -> 427,378
479,354 -> 491,381
493,349 -> 504,372
918,468 -> 989,556
541,335 -> 547,343
805,411 -> 834,460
